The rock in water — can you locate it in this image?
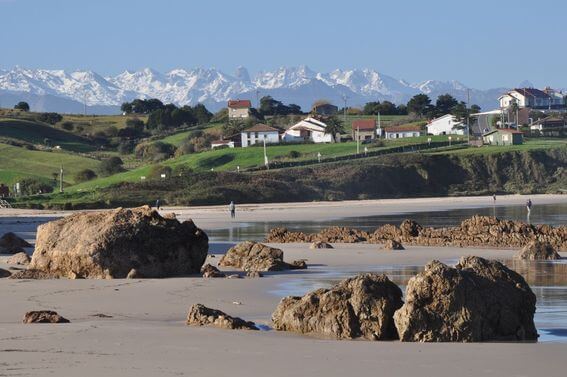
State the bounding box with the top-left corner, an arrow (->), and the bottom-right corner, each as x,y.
394,256 -> 538,342
310,241 -> 333,249
186,304 -> 258,330
23,310 -> 70,324
272,273 -> 403,340
7,252 -> 31,265
218,241 -> 291,272
517,241 -> 561,260
382,240 -> 405,250
200,263 -> 225,278
28,206 -> 208,279
0,232 -> 32,254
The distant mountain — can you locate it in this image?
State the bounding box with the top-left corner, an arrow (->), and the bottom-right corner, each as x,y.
0,65 -> 522,114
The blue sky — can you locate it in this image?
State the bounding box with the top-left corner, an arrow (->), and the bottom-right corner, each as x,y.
1,0 -> 565,88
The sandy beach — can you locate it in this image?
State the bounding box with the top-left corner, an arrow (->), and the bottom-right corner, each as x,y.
1,194 -> 566,376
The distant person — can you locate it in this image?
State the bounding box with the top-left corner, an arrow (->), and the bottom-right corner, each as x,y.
526,198 -> 532,213
229,201 -> 236,219
492,193 -> 496,203
155,199 -> 160,210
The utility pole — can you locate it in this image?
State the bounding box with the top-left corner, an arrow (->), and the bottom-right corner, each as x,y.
83,91 -> 88,116
263,136 -> 269,169
256,89 -> 260,109
466,88 -> 470,143
356,127 -> 360,154
342,94 -> 348,124
59,166 -> 64,193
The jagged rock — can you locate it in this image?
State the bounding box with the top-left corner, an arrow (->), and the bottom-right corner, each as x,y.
7,252 -> 31,265
9,269 -> 54,279
0,268 -> 11,278
394,256 -> 538,342
310,241 -> 333,249
218,241 -> 291,272
0,232 -> 31,254
23,310 -> 70,324
272,273 -> 403,340
400,220 -> 422,237
201,263 -> 225,278
288,259 -> 308,269
126,268 -> 140,279
28,206 -> 208,279
246,271 -> 263,278
186,304 -> 258,330
381,240 -> 405,250
516,240 -> 561,260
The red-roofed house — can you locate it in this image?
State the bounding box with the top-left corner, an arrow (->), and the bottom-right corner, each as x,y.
228,99 -> 252,119
482,129 -> 523,145
352,119 -> 377,142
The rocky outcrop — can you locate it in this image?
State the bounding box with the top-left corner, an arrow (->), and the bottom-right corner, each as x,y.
246,271 -> 263,278
266,216 -> 566,251
27,206 -> 208,279
310,241 -> 334,249
7,252 -> 31,265
272,273 -> 403,340
0,232 -> 32,254
382,240 -> 405,250
394,256 -> 538,342
516,240 -> 561,260
186,304 -> 258,330
23,310 -> 70,324
9,269 -> 55,279
201,263 -> 225,278
218,241 -> 303,272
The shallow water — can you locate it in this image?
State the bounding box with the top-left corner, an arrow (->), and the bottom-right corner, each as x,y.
207,203 -> 567,242
270,258 -> 567,343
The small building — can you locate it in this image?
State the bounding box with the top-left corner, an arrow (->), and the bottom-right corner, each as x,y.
283,117 -> 333,143
352,119 -> 377,141
211,140 -> 235,149
482,129 -> 523,146
240,124 -> 280,147
426,114 -> 465,136
228,99 -> 252,119
530,117 -> 567,137
384,125 -> 423,139
312,103 -> 338,116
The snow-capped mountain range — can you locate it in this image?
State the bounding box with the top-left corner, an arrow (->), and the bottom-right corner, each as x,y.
0,65 -> 514,114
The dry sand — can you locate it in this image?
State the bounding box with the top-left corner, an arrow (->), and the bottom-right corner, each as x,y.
1,195 -> 567,376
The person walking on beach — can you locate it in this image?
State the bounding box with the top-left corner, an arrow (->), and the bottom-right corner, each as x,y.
229,201 -> 236,219
492,193 -> 496,203
526,198 -> 532,213
155,199 -> 160,210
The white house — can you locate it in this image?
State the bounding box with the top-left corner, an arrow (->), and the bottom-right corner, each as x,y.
426,114 -> 465,136
498,88 -> 565,110
384,125 -> 422,139
228,99 -> 252,119
283,117 -> 333,143
240,124 -> 280,147
211,140 -> 235,149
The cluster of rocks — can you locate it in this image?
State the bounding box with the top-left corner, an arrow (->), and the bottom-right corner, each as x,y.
218,241 -> 307,272
22,206 -> 209,279
186,304 -> 258,330
516,240 -> 561,260
271,256 -> 538,342
0,232 -> 31,254
266,216 -> 566,251
23,310 -> 70,324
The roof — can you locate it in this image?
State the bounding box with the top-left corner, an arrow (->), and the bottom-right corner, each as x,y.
242,123 -> 279,133
352,119 -> 376,131
483,128 -> 523,136
511,88 -> 550,99
211,140 -> 233,145
228,99 -> 252,109
288,117 -> 328,132
428,114 -> 456,123
384,125 -> 422,132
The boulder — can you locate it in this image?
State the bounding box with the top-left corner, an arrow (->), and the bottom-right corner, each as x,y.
126,268 -> 141,279
382,240 -> 405,250
400,220 -> 422,237
394,256 -> 538,342
516,241 -> 561,260
288,259 -> 308,269
272,273 -> 403,340
218,241 -> 291,272
28,206 -> 208,279
201,263 -> 225,278
0,232 -> 31,254
186,304 -> 258,330
310,241 -> 333,249
0,268 -> 11,278
246,271 -> 263,278
23,310 -> 70,324
7,252 -> 31,265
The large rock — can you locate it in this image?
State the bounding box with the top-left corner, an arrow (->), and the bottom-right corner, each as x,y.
28,206 -> 208,279
7,252 -> 31,265
394,256 -> 538,342
23,310 -> 70,324
186,304 -> 258,330
516,240 -> 561,260
272,273 -> 403,340
0,232 -> 32,254
219,241 -> 296,272
201,263 -> 225,278
382,240 -> 405,250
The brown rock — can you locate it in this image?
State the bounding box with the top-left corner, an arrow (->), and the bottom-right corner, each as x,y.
7,252 -> 31,265
126,268 -> 141,279
516,241 -> 561,260
246,271 -> 263,278
186,304 -> 258,330
272,273 -> 403,340
23,310 -> 70,324
381,240 -> 405,250
310,241 -> 334,249
394,256 -> 538,342
0,232 -> 31,254
200,263 -> 225,278
288,259 -> 308,270
218,241 -> 290,272
28,206 -> 209,279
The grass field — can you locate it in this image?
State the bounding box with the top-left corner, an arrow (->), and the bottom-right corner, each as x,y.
0,143 -> 101,186
428,138 -> 567,156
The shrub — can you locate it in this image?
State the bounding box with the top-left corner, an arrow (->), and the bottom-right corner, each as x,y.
19,178 -> 54,195
172,165 -> 193,177
74,169 -> 97,183
148,164 -> 173,179
287,150 -> 301,158
37,112 -> 63,125
14,101 -> 30,111
117,141 -> 134,154
61,121 -> 74,131
175,140 -> 196,157
100,156 -> 124,176
135,142 -> 176,161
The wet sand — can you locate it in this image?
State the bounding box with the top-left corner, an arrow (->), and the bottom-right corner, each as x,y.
1,195 -> 567,376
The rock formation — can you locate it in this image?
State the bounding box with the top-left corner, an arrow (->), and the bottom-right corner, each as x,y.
310,241 -> 334,249
23,310 -> 70,324
382,240 -> 405,250
186,304 -> 258,330
394,256 -> 538,342
0,232 -> 31,254
201,263 -> 226,278
9,269 -> 54,279
516,240 -> 561,260
218,241 -> 303,272
28,206 -> 208,279
0,268 -> 11,278
272,273 -> 403,340
7,252 -> 31,265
